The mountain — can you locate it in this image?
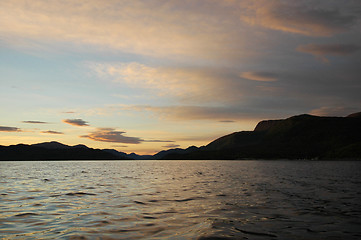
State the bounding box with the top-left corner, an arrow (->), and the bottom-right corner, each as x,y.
0,142 -> 131,160
1,112 -> 361,160
153,146 -> 199,159
160,112 -> 361,160
127,153 -> 154,160
31,141 -> 72,149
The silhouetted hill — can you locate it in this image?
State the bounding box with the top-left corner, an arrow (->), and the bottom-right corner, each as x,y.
0,142 -> 131,160
1,112 -> 361,160
127,153 -> 153,160
31,141 -> 72,149
347,112 -> 361,118
161,112 -> 361,160
153,146 -> 199,159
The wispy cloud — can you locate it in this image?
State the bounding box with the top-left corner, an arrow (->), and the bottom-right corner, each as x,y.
219,120 -> 236,123
81,128 -> 143,144
309,106 -> 358,117
90,62 -> 279,105
91,62 -> 226,103
240,71 -> 278,82
297,43 -> 360,62
0,1 -> 243,61
0,126 -> 22,132
144,139 -> 175,143
119,105 -> 268,121
89,62 -> 239,102
62,119 -> 89,126
162,144 -> 180,149
240,1 -> 359,36
22,120 -> 49,124
41,130 -> 64,135
112,145 -> 128,148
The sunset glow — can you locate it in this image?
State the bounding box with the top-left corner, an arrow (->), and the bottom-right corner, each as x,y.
1,0 -> 360,154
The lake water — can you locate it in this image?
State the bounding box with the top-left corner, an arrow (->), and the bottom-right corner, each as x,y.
1,160 -> 361,240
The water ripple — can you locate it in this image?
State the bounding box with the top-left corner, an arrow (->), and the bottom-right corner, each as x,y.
0,160 -> 360,239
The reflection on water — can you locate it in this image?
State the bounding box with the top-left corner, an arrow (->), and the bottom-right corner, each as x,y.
1,160 -> 361,239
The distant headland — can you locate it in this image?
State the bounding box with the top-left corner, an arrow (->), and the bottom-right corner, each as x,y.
1,112 -> 361,160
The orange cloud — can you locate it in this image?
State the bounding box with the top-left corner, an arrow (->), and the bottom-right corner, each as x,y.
309,106 -> 358,117
240,71 -> 278,82
92,62 -> 232,103
0,0 -> 242,61
119,105 -> 264,121
240,1 -> 358,36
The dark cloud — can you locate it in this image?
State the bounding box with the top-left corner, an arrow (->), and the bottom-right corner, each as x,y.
23,121 -> 49,124
41,130 -> 64,134
219,120 -> 236,123
0,126 -> 22,132
81,128 -> 173,144
162,144 -> 180,148
81,128 -> 143,144
62,119 -> 89,126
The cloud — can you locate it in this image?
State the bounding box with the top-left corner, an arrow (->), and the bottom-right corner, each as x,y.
119,105 -> 269,121
41,130 -> 64,134
0,126 -> 22,132
175,134 -> 223,142
175,134 -> 221,142
81,127 -> 174,144
162,144 -> 180,149
1,0 -> 360,128
112,145 -> 128,148
219,120 -> 236,123
309,106 -> 359,117
240,71 -> 278,82
22,120 -> 49,124
144,139 -> 175,143
91,62 -> 237,103
0,1 -> 244,61
81,128 -> 143,144
240,1 -> 359,36
62,119 -> 89,126
296,43 -> 360,62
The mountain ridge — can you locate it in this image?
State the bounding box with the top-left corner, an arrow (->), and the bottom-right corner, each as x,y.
1,111 -> 360,160
160,112 -> 361,160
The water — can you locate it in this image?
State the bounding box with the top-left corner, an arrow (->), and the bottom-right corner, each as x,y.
1,160 -> 361,240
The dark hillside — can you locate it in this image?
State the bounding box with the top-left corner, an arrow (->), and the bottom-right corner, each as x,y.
161,112 -> 361,160
0,142 -> 130,160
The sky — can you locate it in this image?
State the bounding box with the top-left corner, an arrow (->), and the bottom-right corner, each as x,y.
1,0 -> 361,154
